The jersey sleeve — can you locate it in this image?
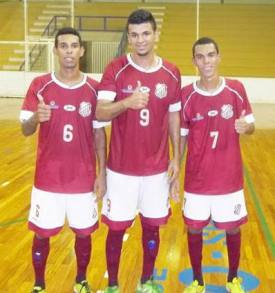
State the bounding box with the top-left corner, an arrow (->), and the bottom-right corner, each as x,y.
92,120 -> 111,128
180,87 -> 190,136
98,61 -> 117,101
169,66 -> 181,112
19,78 -> 40,122
238,81 -> 255,124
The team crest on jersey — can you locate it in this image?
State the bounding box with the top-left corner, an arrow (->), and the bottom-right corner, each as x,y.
79,102 -> 92,117
155,83 -> 167,99
221,104 -> 233,119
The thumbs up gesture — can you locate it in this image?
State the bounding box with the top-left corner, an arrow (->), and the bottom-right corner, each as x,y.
36,97 -> 51,123
235,110 -> 248,134
123,80 -> 149,110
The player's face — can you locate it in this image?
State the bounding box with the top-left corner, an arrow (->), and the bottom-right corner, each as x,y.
127,22 -> 158,57
54,34 -> 84,69
193,43 -> 220,79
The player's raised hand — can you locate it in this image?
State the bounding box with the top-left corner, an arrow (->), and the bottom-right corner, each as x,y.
124,80 -> 149,110
235,110 -> 248,134
36,100 -> 51,122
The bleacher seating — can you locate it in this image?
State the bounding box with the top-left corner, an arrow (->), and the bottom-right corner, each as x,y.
157,3 -> 275,77
0,2 -> 274,77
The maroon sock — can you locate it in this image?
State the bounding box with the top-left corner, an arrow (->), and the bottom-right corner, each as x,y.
187,231 -> 203,285
32,235 -> 50,288
226,231 -> 241,282
75,235 -> 91,283
106,229 -> 125,287
141,222 -> 160,283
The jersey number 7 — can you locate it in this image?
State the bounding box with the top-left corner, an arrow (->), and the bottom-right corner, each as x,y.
210,131 -> 219,149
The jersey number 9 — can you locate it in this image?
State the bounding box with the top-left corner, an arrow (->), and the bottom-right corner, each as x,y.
140,109 -> 149,126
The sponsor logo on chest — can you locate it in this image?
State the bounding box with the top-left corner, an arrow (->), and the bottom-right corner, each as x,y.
121,83 -> 168,99
122,84 -> 134,93
49,100 -> 59,109
192,113 -> 204,121
192,103 -> 234,122
208,110 -> 218,117
50,100 -> 92,117
64,104 -> 76,111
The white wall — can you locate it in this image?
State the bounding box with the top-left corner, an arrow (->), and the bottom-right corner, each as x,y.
92,0 -> 275,3
0,71 -> 274,103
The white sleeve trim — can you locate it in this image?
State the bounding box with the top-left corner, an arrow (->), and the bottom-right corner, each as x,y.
19,110 -> 34,122
181,128 -> 189,136
93,120 -> 111,128
245,113 -> 255,124
169,101 -> 181,112
98,90 -> 116,101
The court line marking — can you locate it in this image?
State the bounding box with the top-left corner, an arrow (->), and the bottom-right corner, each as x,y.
244,166 -> 275,258
0,217 -> 27,228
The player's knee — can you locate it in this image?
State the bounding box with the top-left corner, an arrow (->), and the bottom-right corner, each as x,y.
76,233 -> 91,239
107,229 -> 125,258
188,227 -> 202,234
226,227 -> 240,235
108,228 -> 126,238
141,221 -> 159,231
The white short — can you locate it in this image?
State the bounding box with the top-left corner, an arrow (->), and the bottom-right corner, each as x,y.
101,169 -> 170,230
183,190 -> 248,230
28,187 -> 98,237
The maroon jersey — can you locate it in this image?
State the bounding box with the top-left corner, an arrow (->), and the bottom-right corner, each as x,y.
20,73 -> 99,193
98,54 -> 181,175
181,78 -> 255,195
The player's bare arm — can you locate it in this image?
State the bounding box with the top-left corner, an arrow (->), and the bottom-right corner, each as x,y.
180,135 -> 188,164
21,102 -> 51,136
94,127 -> 107,201
168,111 -> 180,202
235,110 -> 255,135
96,81 -> 149,121
168,111 -> 180,181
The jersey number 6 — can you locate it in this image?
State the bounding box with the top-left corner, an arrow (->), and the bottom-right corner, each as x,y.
63,124 -> 73,142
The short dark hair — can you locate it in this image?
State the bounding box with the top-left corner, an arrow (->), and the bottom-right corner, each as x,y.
127,9 -> 157,31
192,37 -> 219,57
54,27 -> 82,48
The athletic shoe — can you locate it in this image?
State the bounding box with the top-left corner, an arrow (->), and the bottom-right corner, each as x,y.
74,280 -> 91,293
31,286 -> 45,293
136,280 -> 162,293
104,285 -> 120,293
183,280 -> 206,293
226,277 -> 245,293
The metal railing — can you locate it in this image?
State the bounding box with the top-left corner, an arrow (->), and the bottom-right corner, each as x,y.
21,15 -> 127,71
